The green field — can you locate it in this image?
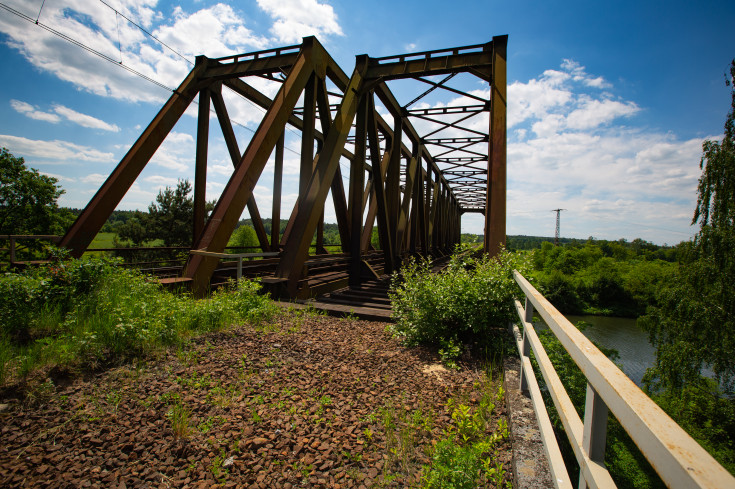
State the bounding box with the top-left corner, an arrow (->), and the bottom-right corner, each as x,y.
90,232 -> 117,249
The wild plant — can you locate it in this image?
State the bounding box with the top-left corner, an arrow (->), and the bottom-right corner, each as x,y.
166,401 -> 191,439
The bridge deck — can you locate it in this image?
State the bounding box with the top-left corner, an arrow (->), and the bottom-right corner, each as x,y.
297,276 -> 394,321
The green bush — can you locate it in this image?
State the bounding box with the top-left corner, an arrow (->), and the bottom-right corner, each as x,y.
0,256 -> 276,385
0,273 -> 43,342
389,249 -> 530,361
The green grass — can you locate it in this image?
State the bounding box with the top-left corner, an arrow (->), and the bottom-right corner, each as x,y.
89,232 -> 117,249
0,256 -> 278,389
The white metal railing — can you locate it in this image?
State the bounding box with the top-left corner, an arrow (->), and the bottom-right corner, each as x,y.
511,270 -> 735,489
189,250 -> 280,280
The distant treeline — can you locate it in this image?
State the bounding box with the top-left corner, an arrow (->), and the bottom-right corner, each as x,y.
63,208 -> 679,261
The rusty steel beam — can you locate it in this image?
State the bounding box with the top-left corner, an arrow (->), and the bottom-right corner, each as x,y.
65,36 -> 507,297
364,43 -> 493,81
202,52 -> 301,81
59,60 -> 208,256
185,38 -> 320,294
349,94 -> 368,286
271,133 -> 284,249
274,60 -> 367,293
485,35 -> 508,256
193,87 -> 210,245
366,96 -> 394,272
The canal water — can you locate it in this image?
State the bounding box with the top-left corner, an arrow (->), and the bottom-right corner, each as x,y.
541,315 -> 656,387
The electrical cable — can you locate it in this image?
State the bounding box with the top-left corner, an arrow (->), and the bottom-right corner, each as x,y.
98,0 -> 193,66
0,2 -> 173,92
0,1 -> 308,158
35,0 -> 45,23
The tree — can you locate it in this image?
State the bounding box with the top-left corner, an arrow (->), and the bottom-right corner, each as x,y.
0,148 -> 74,257
147,180 -> 194,247
116,180 -> 214,248
0,148 -> 71,236
641,60 -> 735,393
227,224 -> 259,252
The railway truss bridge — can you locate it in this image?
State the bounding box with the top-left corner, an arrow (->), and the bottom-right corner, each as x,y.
57,36 -> 508,307
10,35 -> 735,487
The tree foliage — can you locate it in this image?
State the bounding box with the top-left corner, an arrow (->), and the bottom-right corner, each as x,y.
0,148 -> 73,238
227,224 -> 259,252
116,180 -> 214,248
530,240 -> 676,317
641,60 -> 735,394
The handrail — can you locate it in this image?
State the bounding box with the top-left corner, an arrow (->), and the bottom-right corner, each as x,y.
0,235 -> 61,263
190,250 -> 280,280
511,270 -> 735,489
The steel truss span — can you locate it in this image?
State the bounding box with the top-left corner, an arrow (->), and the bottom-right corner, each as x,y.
58,36 -> 508,298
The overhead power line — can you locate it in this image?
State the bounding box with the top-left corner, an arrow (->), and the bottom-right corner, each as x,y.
0,2 -> 172,92
0,1 -> 307,158
97,0 -> 194,66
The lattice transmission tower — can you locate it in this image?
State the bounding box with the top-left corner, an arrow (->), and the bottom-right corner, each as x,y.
552,208 -> 566,246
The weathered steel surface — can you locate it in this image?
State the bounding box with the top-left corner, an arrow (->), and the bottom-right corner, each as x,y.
185,40 -> 316,294
486,35 -> 508,255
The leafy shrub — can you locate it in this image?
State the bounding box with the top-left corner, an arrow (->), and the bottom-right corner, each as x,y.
422,379 -> 510,488
389,249 -> 530,356
0,273 -> 43,341
0,256 -> 276,386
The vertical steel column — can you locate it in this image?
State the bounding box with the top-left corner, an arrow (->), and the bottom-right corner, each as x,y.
396,147 -> 418,256
274,58 -> 366,293
366,96 -> 395,272
315,139 -> 327,254
194,87 -> 210,246
386,117 -> 402,263
485,35 -> 508,256
300,74 -> 317,198
423,164 -> 432,254
187,43 -> 315,295
349,94 -> 368,286
271,133 -> 284,249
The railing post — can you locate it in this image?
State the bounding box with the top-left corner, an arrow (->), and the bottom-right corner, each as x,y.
519,296 -> 534,393
237,256 -> 243,281
524,296 -> 534,323
579,383 -> 609,489
9,236 -> 16,263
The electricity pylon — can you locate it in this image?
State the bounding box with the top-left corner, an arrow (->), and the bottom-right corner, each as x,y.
552,209 -> 566,246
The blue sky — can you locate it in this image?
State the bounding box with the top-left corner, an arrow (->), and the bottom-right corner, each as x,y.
0,0 -> 733,245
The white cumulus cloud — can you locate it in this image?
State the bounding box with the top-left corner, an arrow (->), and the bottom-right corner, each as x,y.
257,0 -> 343,44
0,134 -> 115,162
52,105 -> 121,132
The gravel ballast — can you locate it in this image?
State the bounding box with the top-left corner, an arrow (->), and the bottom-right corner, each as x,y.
0,312 -> 512,488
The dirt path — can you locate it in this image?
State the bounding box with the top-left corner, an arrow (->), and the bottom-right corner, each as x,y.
0,311 -> 511,488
